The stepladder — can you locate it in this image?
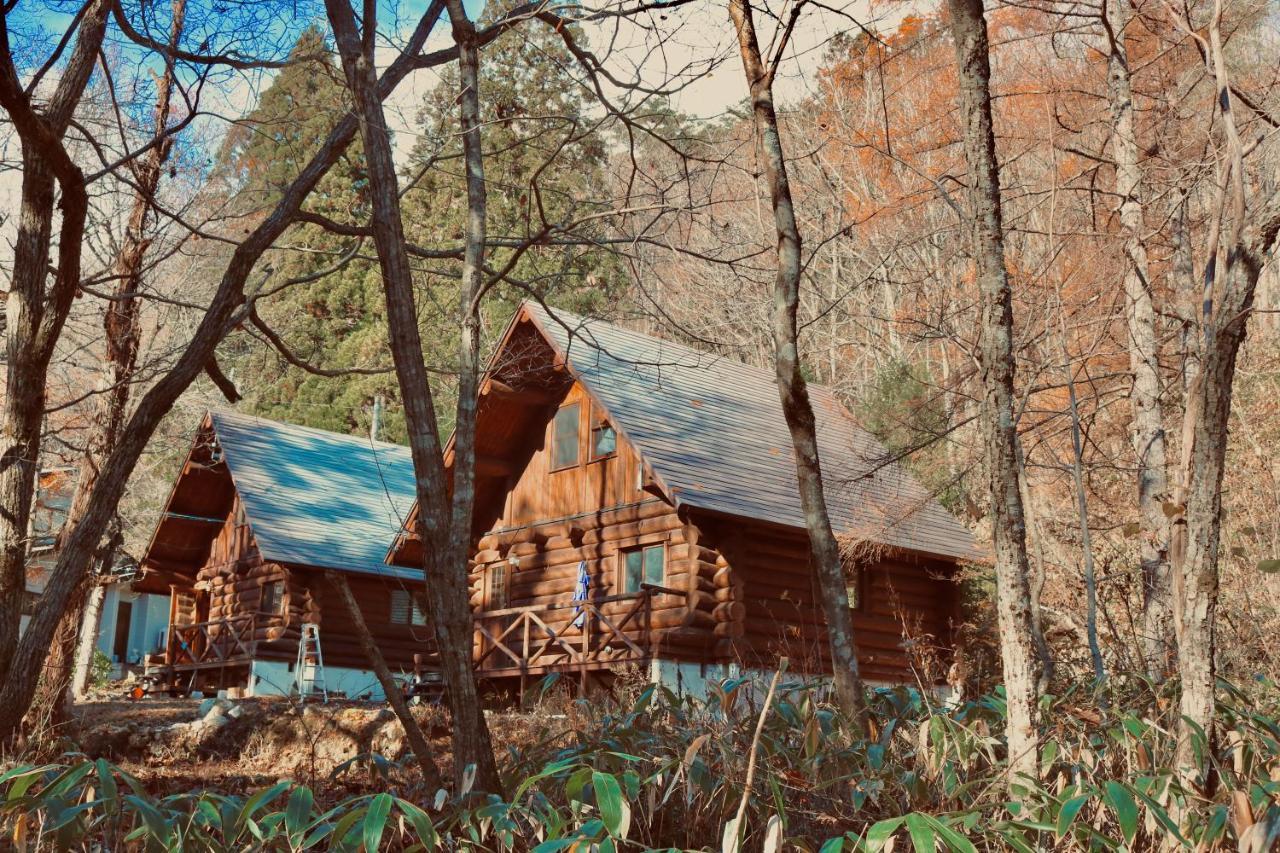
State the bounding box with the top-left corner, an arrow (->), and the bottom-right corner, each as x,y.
294,622 -> 328,702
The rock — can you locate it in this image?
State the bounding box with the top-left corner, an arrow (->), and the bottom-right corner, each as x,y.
200,697 -> 235,721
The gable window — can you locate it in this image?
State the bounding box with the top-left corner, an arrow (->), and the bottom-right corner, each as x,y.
621,544 -> 664,594
590,407 -> 617,460
390,589 -> 428,626
260,580 -> 285,615
551,403 -> 581,470
486,564 -> 509,610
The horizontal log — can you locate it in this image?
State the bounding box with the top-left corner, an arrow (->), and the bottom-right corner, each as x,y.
494,543 -> 611,573
581,514 -> 683,545
713,601 -> 745,623
713,586 -> 743,603
662,570 -> 715,595
480,501 -> 675,549
713,621 -> 745,638
713,565 -> 735,588
667,544 -> 721,565
685,559 -> 722,580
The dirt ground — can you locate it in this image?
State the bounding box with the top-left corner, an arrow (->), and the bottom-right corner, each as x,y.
63,692 -> 558,800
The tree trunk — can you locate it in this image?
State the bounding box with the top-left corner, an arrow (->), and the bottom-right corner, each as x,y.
25,0 -> 187,731
945,0 -> 1043,789
1168,0 -> 1280,786
1104,0 -> 1172,680
326,572 -> 444,790
727,0 -> 868,724
0,0 -> 110,689
72,581 -> 107,700
322,0 -> 501,794
0,5 -> 445,744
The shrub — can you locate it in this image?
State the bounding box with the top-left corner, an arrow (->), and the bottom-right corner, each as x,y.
3,675 -> 1278,850
90,651 -> 112,690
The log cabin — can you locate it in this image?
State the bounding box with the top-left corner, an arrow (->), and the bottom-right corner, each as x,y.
139,411 -> 428,698
389,302 -> 981,697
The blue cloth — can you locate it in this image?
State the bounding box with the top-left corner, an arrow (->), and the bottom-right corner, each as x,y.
571,560 -> 589,628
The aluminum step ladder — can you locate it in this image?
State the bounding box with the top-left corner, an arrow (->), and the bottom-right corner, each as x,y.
294,622 -> 328,702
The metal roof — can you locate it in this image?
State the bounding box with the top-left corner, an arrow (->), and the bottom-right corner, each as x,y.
210,411 -> 421,579
523,303 -> 982,562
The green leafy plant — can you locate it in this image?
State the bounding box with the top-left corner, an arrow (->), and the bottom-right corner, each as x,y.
4,675 -> 1279,850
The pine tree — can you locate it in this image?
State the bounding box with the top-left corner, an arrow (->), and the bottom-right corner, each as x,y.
402,9 -> 623,332
215,27 -> 399,437
218,19 -> 622,438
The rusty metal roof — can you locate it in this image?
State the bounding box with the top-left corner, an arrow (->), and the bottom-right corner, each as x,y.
210,411 -> 421,579
523,303 -> 982,562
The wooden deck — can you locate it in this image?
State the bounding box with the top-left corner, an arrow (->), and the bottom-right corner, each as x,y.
473,584 -> 678,681
165,614 -> 259,671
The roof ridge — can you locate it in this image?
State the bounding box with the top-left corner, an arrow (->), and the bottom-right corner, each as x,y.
208,408 -> 413,453
522,301 -> 853,404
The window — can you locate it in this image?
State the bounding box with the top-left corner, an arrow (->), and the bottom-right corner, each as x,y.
590,408 -> 617,460
390,589 -> 427,626
486,564 -> 509,610
551,403 -> 581,469
260,580 -> 285,615
621,544 -> 664,594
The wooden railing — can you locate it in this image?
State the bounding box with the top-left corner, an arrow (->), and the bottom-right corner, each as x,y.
472,584 -> 680,678
166,614 -> 258,669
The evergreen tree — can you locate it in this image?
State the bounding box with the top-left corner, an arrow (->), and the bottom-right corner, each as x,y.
402,8 -> 623,335
215,27 -> 399,438
217,18 -> 622,439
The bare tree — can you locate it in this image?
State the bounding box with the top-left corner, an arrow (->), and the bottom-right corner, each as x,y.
1103,0 -> 1172,679
0,2 -> 450,742
327,571 -> 444,789
945,0 -> 1043,787
726,0 -> 869,723
0,0 -> 110,690
322,0 -> 501,793
1166,0 -> 1280,787
29,0 -> 189,733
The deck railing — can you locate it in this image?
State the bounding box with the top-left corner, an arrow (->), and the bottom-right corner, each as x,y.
472,583 -> 680,679
166,614 -> 258,669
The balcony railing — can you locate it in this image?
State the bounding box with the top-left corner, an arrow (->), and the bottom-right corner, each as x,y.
165,614 -> 258,670
472,584 -> 679,679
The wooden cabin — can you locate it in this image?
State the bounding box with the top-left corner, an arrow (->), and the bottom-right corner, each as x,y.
139,412 -> 428,698
389,302 -> 980,697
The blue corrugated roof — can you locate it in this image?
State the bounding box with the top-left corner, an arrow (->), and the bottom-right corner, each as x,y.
210,411 -> 422,579
524,303 -> 982,562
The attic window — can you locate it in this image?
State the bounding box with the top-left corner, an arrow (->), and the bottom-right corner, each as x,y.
390,589 -> 427,626
590,408 -> 616,460
551,402 -> 581,470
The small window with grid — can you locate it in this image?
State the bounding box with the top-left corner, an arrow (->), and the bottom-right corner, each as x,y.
486,563 -> 509,610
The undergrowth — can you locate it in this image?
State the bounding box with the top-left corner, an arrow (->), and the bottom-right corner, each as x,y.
4,673 -> 1280,850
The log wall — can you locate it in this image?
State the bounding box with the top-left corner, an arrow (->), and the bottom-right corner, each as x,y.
470,499 -> 720,660
179,493 -> 430,675
700,515 -> 957,683
500,382 -> 649,527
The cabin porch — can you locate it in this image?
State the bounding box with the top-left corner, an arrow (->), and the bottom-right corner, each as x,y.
472,584 -> 680,689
